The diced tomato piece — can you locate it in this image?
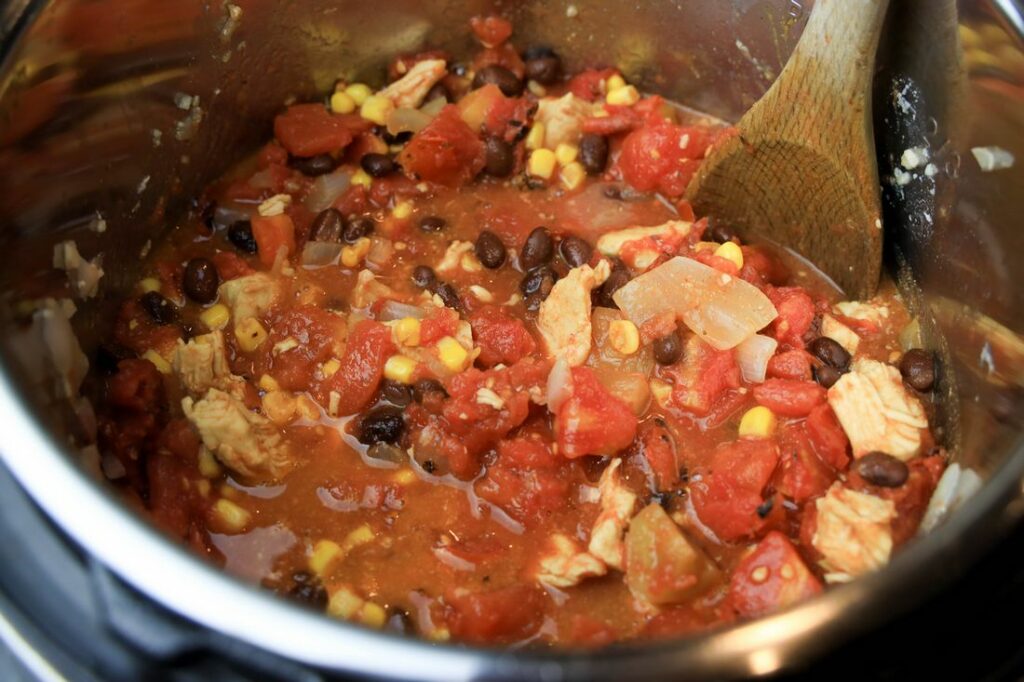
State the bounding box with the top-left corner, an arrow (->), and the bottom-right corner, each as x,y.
156,418 -> 201,461
668,339 -> 741,416
617,122 -> 713,197
582,106 -> 642,136
805,404 -> 850,470
273,103 -> 365,157
446,585 -> 544,644
107,358 -> 164,412
567,68 -> 618,102
457,84 -> 532,143
399,105 -> 486,186
752,379 -> 826,418
767,349 -> 813,381
469,15 -> 513,47
728,531 -> 822,618
470,305 -> 537,367
258,141 -> 288,168
147,451 -> 197,538
476,438 -> 570,524
419,307 -> 460,346
250,213 -> 296,267
263,306 -> 347,391
638,419 -> 678,491
693,249 -> 741,277
211,251 -> 254,281
319,320 -> 395,416
773,424 -> 836,503
767,287 -> 816,348
556,366 -> 638,458
691,439 -> 779,542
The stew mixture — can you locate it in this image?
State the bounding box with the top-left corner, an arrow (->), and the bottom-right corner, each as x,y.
93,17 -> 945,646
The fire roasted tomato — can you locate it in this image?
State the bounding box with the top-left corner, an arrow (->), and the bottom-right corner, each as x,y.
728,531 -> 822,617
470,305 -> 537,367
273,103 -> 368,157
556,366 -> 638,458
691,439 -> 780,542
617,122 -> 713,196
399,105 -> 486,186
318,320 -> 395,416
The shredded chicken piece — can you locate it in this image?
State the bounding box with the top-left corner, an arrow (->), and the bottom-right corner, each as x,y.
182,388 -> 293,479
172,331 -> 245,398
535,93 -> 595,148
821,314 -> 860,355
537,261 -> 610,366
595,220 -> 692,271
352,269 -> 397,310
536,534 -> 607,588
812,483 -> 896,583
834,300 -> 889,329
435,241 -> 475,274
218,273 -> 283,322
827,359 -> 928,460
53,240 -> 104,299
587,459 -> 638,570
379,59 -> 447,109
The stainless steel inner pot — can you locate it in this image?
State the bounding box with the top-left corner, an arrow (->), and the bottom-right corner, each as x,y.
0,1 -> 1022,679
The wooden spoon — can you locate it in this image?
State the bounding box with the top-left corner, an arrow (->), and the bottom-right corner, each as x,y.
686,0 -> 890,299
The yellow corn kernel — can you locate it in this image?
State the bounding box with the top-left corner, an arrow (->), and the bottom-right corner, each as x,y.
525,121 -> 546,150
606,84 -> 640,106
437,336 -> 469,372
560,161 -> 587,191
344,83 -> 373,106
198,447 -> 222,478
360,94 -> 394,126
142,349 -> 172,374
555,143 -> 579,165
460,252 -> 483,273
330,91 -> 356,114
195,479 -> 211,497
341,237 -> 371,267
235,317 -> 268,352
606,73 -> 627,92
350,168 -> 373,190
328,587 -> 363,619
739,406 -> 777,438
428,627 -> 451,642
608,319 -> 640,355
214,499 -> 250,532
392,201 -> 413,220
393,469 -> 416,485
320,358 -> 341,378
693,240 -> 720,252
139,277 -> 161,294
527,80 -> 547,97
309,539 -> 343,576
357,602 -> 387,628
258,374 -> 280,392
393,317 -> 421,347
383,355 -> 417,384
342,524 -> 375,552
199,303 -> 230,331
714,241 -> 744,270
262,390 -> 297,425
528,148 -> 557,179
650,379 -> 673,408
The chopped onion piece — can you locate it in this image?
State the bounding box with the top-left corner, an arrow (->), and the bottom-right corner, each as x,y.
303,169 -> 351,213
387,107 -> 433,136
300,241 -> 342,267
546,357 -> 573,412
919,464 -> 983,533
378,301 -> 426,322
613,256 -> 778,351
736,334 -> 777,384
213,204 -> 250,229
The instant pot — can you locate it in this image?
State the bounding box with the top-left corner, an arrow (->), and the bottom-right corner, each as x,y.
0,0 -> 1022,680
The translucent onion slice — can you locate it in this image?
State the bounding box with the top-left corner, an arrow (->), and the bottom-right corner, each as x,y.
613,256 -> 778,350
303,169 -> 351,213
736,333 -> 778,384
300,241 -> 342,267
546,357 -> 573,412
377,301 -> 426,322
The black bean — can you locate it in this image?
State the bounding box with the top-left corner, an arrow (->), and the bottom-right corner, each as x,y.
595,263 -> 630,308
756,497 -> 774,518
899,349 -> 936,392
228,220 -> 257,254
182,258 -> 220,304
704,218 -> 737,244
386,608 -> 416,635
413,378 -> 448,403
289,153 -> 336,177
558,235 -> 592,268
812,364 -> 842,389
140,291 -> 177,325
425,82 -> 450,103
521,227 -> 554,270
380,128 -> 413,146
472,65 -> 524,97
475,230 -> 507,269
418,215 -> 446,233
411,265 -> 436,289
483,137 -> 514,177
855,452 -> 909,488
288,571 -> 328,609
578,134 -> 610,175
653,331 -> 683,365
520,266 -> 556,298
523,48 -> 562,85
808,337 -> 851,370
361,153 -> 395,178
310,208 -> 344,242
381,380 -> 413,407
95,345 -> 129,376
366,443 -> 406,464
343,215 -> 376,243
434,281 -> 462,311
358,406 -> 405,445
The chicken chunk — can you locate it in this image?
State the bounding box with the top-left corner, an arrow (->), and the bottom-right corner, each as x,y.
172,331 -> 245,398
535,534 -> 607,589
820,314 -> 860,355
537,260 -> 610,366
218,273 -> 283,322
834,300 -> 889,330
587,459 -> 638,570
827,359 -> 928,461
535,93 -> 595,148
812,483 -> 896,583
182,388 -> 294,480
595,220 -> 692,271
379,58 -> 447,109
352,269 -> 397,310
435,241 -> 475,274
